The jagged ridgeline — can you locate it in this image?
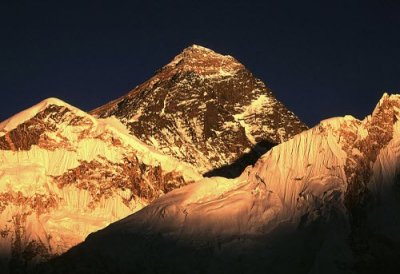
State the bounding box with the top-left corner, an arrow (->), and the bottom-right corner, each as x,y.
41,94 -> 400,274
91,45 -> 307,177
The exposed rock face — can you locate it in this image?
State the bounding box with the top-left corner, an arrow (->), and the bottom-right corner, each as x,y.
0,104 -> 87,151
341,94 -> 400,272
92,45 -> 307,175
43,94 -> 400,274
0,98 -> 199,273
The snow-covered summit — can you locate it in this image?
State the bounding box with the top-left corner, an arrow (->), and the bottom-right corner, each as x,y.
164,44 -> 243,78
91,46 -> 307,176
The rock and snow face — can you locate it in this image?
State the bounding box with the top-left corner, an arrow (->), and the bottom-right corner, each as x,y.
91,45 -> 307,176
0,98 -> 200,273
43,94 -> 400,274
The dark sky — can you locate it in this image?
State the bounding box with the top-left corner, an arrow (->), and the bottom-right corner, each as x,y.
1,0 -> 399,126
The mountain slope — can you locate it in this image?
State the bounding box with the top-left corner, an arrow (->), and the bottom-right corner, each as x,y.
44,93 -> 400,274
92,45 -> 307,176
0,98 -> 200,273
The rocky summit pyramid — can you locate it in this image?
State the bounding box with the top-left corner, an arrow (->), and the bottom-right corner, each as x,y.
0,98 -> 200,273
41,94 -> 400,274
91,45 -> 307,176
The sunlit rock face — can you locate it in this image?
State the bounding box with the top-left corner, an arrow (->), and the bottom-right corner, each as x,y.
0,98 -> 200,273
91,45 -> 307,176
43,94 -> 400,274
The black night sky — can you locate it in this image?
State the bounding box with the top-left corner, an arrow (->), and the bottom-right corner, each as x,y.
1,0 -> 399,126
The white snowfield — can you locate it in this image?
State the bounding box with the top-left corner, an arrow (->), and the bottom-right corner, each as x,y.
43,93 -> 400,274
0,98 -> 201,273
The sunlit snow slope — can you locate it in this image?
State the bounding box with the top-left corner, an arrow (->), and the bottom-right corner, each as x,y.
45,94 -> 400,274
0,98 -> 200,273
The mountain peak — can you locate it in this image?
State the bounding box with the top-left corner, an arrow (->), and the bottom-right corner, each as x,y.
165,45 -> 244,77
377,92 -> 400,105
0,97 -> 85,133
92,46 -> 308,174
183,44 -> 215,54
370,92 -> 400,117
178,44 -> 228,58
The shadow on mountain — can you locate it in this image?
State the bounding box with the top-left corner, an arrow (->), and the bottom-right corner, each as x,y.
203,140 -> 275,178
32,222 -> 331,274
32,173 -> 400,274
32,208 -> 353,274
